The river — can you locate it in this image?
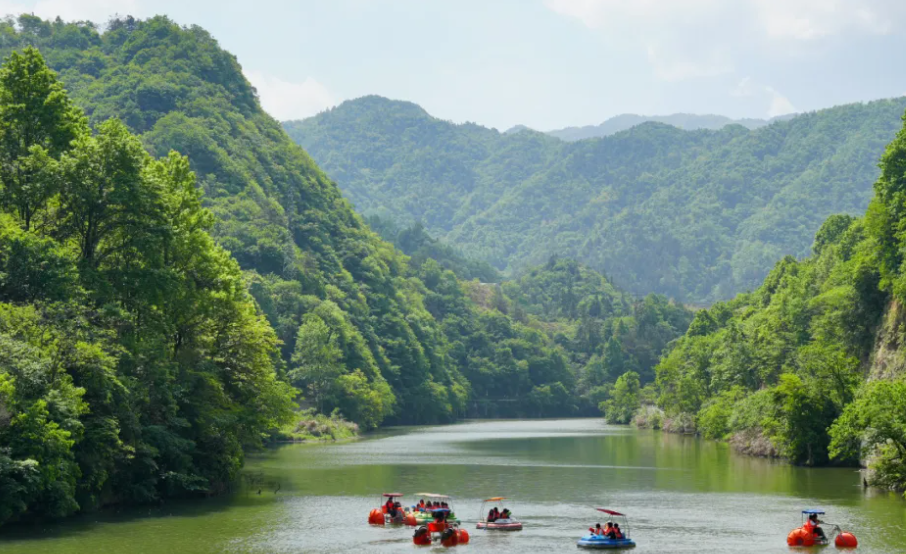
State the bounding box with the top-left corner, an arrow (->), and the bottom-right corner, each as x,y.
0,419 -> 903,553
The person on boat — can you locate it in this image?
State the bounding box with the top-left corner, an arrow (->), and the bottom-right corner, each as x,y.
501,508 -> 511,520
805,514 -> 826,541
487,508 -> 496,522
592,523 -> 604,536
613,524 -> 623,540
384,497 -> 395,514
599,522 -> 612,538
419,499 -> 425,511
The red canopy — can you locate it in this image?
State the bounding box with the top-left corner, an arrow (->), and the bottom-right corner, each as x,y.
382,493 -> 403,497
596,508 -> 624,516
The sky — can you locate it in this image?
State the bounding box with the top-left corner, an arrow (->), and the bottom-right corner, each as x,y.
2,0 -> 906,131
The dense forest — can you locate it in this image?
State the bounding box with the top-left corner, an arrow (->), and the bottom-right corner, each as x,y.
359,217 -> 692,418
0,16 -> 696,524
650,112 -> 906,494
284,95 -> 906,303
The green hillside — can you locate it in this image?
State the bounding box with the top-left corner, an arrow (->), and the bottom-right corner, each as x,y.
284,95 -> 906,303
651,112 -> 906,494
0,16 -> 696,524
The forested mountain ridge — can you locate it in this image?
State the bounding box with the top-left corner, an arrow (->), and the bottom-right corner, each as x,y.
0,15 -> 479,431
544,112 -> 794,141
650,111 -> 906,495
0,45 -> 294,525
285,95 -> 906,303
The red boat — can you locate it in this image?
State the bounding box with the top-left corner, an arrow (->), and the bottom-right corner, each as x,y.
368,492 -> 410,525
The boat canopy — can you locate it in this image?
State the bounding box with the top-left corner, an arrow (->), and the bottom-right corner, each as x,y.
416,493 -> 451,499
802,509 -> 825,515
596,508 -> 625,516
484,497 -> 506,502
382,492 -> 403,498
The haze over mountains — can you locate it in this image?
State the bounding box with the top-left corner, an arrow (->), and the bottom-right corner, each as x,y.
284,95 -> 906,304
512,112 -> 797,142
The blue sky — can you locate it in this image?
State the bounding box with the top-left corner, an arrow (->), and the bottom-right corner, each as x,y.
6,0 -> 906,130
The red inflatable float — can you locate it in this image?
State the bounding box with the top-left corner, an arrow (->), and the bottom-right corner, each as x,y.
835,532 -> 858,548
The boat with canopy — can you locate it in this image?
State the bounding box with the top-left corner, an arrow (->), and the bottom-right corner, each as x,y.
576,508 -> 636,549
476,496 -> 522,531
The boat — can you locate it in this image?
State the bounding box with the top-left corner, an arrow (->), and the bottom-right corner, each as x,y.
787,509 -> 858,548
477,496 -> 523,531
576,508 -> 636,550
367,492 -> 407,525
409,493 -> 460,525
412,508 -> 470,547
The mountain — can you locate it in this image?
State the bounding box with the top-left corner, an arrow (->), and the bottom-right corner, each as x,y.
546,112 -> 795,141
284,95 -> 906,304
651,111 -> 906,491
0,15 -> 696,525
0,15 -> 478,524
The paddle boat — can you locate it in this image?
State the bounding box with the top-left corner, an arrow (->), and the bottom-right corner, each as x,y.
367,492 -> 407,525
477,496 -> 523,531
410,493 -> 460,525
576,508 -> 636,550
413,508 -> 470,547
787,509 -> 858,548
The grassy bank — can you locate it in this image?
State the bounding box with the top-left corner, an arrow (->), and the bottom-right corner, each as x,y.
274,410 -> 360,442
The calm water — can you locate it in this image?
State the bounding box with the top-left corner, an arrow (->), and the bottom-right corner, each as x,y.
1,419 -> 904,553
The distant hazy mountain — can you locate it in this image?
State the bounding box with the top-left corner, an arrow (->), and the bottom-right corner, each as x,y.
545,113 -> 796,141
284,95 -> 906,303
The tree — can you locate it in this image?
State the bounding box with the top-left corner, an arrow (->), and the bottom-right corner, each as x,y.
829,379 -> 906,491
0,47 -> 86,230
290,315 -> 344,413
57,119 -> 162,268
603,371 -> 641,424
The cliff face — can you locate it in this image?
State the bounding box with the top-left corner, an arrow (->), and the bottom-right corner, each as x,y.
868,299 -> 906,381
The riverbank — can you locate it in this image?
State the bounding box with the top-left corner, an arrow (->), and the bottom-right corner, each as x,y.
273,410 -> 360,443
632,405 -> 781,458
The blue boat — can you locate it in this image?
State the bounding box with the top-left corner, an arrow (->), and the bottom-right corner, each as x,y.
577,508 -> 636,549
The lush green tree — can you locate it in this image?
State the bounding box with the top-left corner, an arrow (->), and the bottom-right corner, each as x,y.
289,314 -> 344,413
829,379 -> 906,493
0,47 -> 86,231
603,371 -> 641,424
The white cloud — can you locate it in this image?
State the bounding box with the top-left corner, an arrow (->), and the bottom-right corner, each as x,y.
0,0 -> 143,23
733,77 -> 797,117
245,70 -> 336,121
753,0 -> 897,40
545,0 -> 906,82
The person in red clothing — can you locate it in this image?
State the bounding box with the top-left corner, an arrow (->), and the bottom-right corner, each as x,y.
613,524 -> 623,540
805,514 -> 826,541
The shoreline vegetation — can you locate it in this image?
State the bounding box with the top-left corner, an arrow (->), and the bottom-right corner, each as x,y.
274,410 -> 360,443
